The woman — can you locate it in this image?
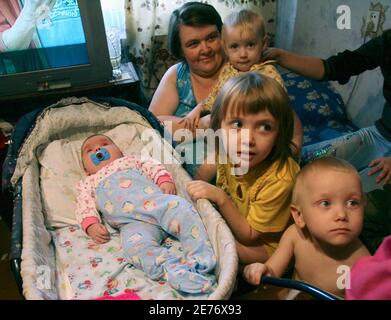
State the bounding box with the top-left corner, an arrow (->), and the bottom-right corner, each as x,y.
148,2 -> 226,176
149,2 -> 225,134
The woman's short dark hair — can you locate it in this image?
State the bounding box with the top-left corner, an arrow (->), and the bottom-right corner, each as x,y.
168,2 -> 222,60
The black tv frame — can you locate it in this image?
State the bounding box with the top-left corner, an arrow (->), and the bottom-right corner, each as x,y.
0,0 -> 113,101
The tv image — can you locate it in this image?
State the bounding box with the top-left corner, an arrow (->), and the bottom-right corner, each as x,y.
0,0 -> 113,100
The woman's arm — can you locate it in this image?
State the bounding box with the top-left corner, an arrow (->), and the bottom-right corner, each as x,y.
149,65 -> 185,132
264,48 -> 325,80
148,65 -> 179,116
149,64 -> 198,136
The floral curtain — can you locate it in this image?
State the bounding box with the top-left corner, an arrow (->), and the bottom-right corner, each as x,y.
124,0 -> 277,101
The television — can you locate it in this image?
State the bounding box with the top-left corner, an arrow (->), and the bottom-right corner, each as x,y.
0,0 -> 113,101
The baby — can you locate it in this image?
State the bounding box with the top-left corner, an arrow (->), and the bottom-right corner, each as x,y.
243,156 -> 370,298
76,134 -> 216,294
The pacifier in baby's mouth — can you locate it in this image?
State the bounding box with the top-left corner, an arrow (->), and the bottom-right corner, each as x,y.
91,147 -> 111,165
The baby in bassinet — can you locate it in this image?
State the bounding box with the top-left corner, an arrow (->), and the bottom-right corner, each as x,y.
76,134 -> 216,294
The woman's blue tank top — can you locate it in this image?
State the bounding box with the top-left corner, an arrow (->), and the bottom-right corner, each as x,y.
174,62 -> 197,117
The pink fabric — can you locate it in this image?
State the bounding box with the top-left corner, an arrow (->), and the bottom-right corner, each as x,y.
95,290 -> 141,300
346,235 -> 391,300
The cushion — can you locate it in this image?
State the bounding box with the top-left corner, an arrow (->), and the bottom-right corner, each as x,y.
283,72 -> 358,146
39,124 -> 150,228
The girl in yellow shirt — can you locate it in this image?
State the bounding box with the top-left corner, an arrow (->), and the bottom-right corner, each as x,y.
187,72 -> 300,264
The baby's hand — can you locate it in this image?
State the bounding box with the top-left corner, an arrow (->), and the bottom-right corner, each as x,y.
86,223 -> 110,244
160,182 -> 177,195
243,263 -> 268,286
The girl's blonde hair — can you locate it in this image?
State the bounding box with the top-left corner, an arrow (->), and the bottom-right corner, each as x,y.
222,9 -> 266,42
210,72 -> 295,171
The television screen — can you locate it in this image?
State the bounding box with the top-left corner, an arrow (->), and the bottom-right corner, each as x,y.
0,0 -> 113,100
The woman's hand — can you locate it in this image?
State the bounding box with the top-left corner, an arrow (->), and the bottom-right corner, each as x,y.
187,180 -> 227,207
178,103 -> 204,131
159,181 -> 177,195
368,157 -> 391,185
86,223 -> 110,244
243,263 -> 268,286
262,47 -> 283,62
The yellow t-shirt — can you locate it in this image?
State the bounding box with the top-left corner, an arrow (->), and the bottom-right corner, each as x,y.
216,157 -> 300,255
203,60 -> 286,112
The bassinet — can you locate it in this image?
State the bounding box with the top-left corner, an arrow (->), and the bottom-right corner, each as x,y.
3,97 -> 238,300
